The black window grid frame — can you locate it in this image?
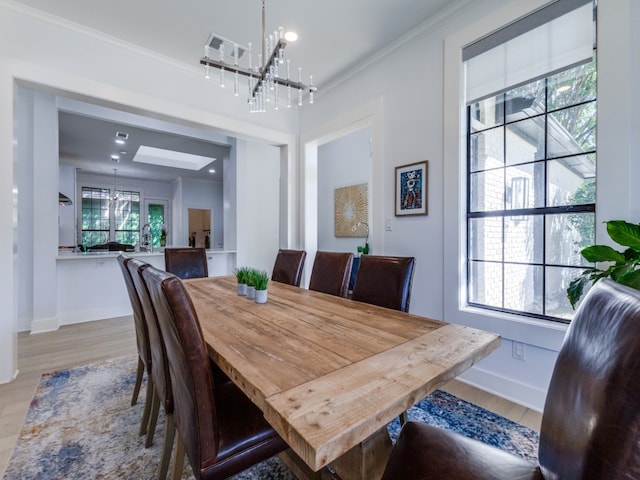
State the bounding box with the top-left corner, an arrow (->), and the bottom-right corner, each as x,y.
465,77 -> 596,324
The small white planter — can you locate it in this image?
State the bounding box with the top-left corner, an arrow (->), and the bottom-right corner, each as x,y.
247,286 -> 256,300
255,289 -> 268,304
237,283 -> 247,296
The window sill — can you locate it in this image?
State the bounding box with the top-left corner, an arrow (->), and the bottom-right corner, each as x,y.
451,305 -> 569,352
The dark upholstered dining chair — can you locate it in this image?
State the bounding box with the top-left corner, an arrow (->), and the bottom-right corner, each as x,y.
381,278 -> 640,480
309,251 -> 354,298
271,249 -> 306,287
351,255 -> 415,313
117,255 -> 154,434
141,266 -> 288,480
127,258 -> 176,480
164,248 -> 208,279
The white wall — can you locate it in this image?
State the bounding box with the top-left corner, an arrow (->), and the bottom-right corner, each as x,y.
234,139 -> 281,273
317,127 -> 372,254
16,89 -> 60,334
15,87 -> 35,335
301,0 -> 640,411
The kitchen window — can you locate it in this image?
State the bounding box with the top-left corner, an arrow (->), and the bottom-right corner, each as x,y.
80,186 -> 140,248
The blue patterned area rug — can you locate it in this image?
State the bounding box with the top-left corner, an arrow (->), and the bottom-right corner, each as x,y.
3,356 -> 538,479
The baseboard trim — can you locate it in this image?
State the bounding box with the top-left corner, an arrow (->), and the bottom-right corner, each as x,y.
57,307 -> 131,327
457,365 -> 546,412
29,316 -> 60,334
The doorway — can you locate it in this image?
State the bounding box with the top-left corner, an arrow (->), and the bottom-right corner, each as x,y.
145,198 -> 169,247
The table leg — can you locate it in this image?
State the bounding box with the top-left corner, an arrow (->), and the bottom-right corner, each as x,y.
279,450 -> 325,480
329,426 -> 392,480
279,427 -> 392,480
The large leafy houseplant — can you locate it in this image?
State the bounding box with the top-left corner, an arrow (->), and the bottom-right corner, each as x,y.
567,220 -> 640,308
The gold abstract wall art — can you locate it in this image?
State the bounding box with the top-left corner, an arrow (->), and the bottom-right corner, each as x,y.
334,183 -> 368,237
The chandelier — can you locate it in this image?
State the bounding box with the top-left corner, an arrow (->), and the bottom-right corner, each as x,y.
109,168 -> 119,207
199,0 -> 317,112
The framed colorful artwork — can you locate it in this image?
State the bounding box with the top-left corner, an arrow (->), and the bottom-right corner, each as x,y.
395,161 -> 428,216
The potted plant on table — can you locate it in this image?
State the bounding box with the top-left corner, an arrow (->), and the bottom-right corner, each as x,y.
254,270 -> 269,304
246,269 -> 257,300
567,220 -> 640,308
233,267 -> 249,296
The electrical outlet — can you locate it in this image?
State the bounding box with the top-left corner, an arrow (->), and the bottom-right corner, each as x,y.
512,341 -> 525,361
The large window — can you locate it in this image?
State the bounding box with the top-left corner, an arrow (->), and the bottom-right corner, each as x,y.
467,59 -> 596,322
464,0 -> 596,322
81,187 -> 140,247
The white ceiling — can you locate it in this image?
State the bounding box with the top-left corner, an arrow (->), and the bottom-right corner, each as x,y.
15,0 -> 456,182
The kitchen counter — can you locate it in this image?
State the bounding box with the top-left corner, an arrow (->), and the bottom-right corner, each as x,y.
57,249 -> 236,260
49,249 -> 237,331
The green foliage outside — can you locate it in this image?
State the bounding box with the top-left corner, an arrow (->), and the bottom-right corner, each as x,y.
148,204 -> 165,247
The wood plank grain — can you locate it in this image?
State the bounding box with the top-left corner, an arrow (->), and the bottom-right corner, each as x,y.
265,324 -> 500,470
186,277 -> 445,409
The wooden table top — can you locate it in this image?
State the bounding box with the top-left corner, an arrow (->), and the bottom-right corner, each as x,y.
185,276 -> 500,472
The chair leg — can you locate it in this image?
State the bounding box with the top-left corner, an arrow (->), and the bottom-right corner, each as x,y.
145,391 -> 161,448
139,379 -> 155,436
399,411 -> 408,427
158,414 -> 175,480
172,434 -> 186,480
131,356 -> 144,406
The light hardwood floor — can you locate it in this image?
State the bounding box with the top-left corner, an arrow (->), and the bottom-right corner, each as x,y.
0,317 -> 542,477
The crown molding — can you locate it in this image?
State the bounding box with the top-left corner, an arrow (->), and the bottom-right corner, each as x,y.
0,0 -> 201,76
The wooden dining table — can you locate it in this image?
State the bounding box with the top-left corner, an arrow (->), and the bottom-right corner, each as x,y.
185,276 -> 500,480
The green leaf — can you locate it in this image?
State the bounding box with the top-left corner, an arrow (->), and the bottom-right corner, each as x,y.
606,221 -> 640,249
567,276 -> 588,309
623,248 -> 640,261
610,263 -> 635,282
581,245 -> 626,263
618,269 -> 640,290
